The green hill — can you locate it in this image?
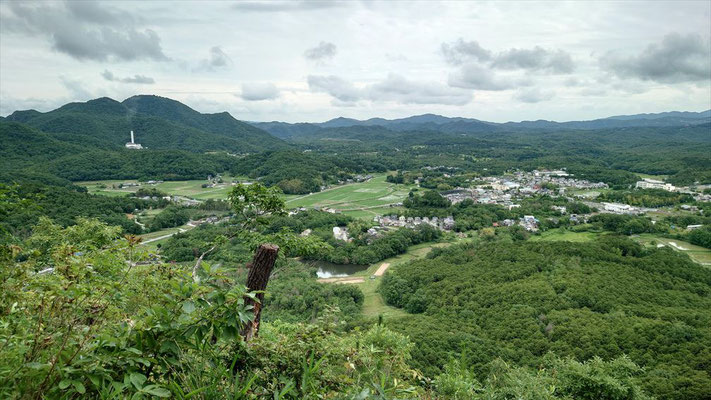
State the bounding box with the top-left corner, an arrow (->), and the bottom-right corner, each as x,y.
6,96 -> 287,153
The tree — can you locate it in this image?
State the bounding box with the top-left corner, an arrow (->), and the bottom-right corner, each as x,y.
228,182 -> 285,228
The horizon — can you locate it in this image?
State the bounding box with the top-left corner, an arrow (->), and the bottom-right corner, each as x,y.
3,93 -> 710,125
1,1 -> 710,123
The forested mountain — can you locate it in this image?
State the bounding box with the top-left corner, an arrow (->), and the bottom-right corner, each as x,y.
5,96 -> 287,153
381,237 -> 711,399
251,109 -> 711,138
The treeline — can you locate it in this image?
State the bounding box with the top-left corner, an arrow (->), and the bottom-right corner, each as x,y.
598,188 -> 696,207
379,237 -> 711,399
230,151 -> 389,194
0,183 -> 164,240
0,217 -> 655,398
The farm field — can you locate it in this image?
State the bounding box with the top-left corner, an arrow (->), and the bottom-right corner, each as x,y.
634,234 -> 711,265
285,174 -> 414,214
78,176 -> 250,200
530,229 -> 600,242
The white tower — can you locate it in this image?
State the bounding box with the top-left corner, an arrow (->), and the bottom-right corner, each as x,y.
125,130 -> 143,149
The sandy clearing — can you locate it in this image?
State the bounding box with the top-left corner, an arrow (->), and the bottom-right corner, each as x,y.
374,263 -> 391,276
668,242 -> 689,251
334,278 -> 365,284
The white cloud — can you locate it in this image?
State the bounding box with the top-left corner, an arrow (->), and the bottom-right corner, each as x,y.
240,82 -> 280,101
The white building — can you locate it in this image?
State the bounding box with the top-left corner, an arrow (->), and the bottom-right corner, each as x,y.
125,130 -> 143,149
636,178 -> 674,192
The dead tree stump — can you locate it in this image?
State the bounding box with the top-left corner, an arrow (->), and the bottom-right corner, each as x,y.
242,243 -> 279,342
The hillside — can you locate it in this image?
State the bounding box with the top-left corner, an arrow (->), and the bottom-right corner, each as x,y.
380,237 -> 711,399
251,109 -> 711,138
5,96 -> 287,153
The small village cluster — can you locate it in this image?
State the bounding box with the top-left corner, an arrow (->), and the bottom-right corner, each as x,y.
441,169 -> 608,207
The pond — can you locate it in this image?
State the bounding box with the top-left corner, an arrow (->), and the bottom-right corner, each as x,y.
308,261 -> 370,279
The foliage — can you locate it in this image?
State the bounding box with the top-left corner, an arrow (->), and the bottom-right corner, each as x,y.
379,237 -> 711,399
598,188 -> 695,207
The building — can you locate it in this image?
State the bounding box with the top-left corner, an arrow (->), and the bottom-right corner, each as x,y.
602,202 -> 639,214
125,130 -> 143,149
636,178 -> 674,192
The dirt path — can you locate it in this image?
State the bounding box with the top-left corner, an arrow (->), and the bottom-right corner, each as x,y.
373,263 -> 391,276
318,277 -> 365,284
334,278 -> 365,284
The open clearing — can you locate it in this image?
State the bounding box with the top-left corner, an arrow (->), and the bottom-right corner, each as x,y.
317,240 -> 456,318
285,174 -> 414,217
78,176 -> 250,201
529,229 -> 599,242
373,263 -> 391,276
635,234 -> 711,265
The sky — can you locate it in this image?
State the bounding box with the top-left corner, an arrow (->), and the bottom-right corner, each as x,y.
1,0 -> 710,123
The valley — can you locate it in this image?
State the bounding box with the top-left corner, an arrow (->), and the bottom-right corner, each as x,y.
2,95 -> 710,400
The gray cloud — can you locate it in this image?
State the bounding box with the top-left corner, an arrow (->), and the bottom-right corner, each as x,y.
441,39 -> 491,65
308,74 -> 472,106
208,46 -> 231,67
60,76 -> 92,100
441,39 -> 575,83
304,41 -> 337,61
367,73 -> 472,105
600,33 -> 711,83
101,70 -> 155,84
492,47 -> 574,74
240,82 -> 280,101
307,75 -> 360,102
232,1 -> 342,12
447,64 -> 513,91
2,2 -> 168,62
514,88 -> 555,103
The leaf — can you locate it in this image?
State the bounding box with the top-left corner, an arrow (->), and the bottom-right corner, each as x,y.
73,380 -> 86,394
182,300 -> 196,314
143,385 -> 171,397
58,379 -> 71,390
130,372 -> 147,389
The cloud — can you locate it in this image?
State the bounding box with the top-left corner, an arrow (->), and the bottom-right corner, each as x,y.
440,39 -> 575,87
600,33 -> 711,83
304,41 -> 337,61
2,2 -> 168,62
232,1 -> 342,12
441,39 -> 492,65
367,73 -> 472,105
514,88 -> 555,103
240,82 -> 280,101
447,64 -> 513,91
208,46 -> 231,67
308,75 -> 360,102
308,73 -> 472,106
492,47 -> 574,73
101,70 -> 155,84
60,76 -> 93,100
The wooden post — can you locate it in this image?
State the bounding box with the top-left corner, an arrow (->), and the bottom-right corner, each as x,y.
242,243 -> 279,342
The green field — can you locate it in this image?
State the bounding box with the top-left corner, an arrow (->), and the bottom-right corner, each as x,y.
634,234 -> 711,265
286,175 -> 413,216
530,229 -> 600,242
78,176 -> 250,200
317,240 -> 458,318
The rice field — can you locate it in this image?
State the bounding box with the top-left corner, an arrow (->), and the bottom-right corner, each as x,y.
78,176 -> 250,200
286,175 -> 414,215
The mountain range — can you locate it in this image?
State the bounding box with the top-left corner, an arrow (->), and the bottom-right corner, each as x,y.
251,110 -> 711,139
3,95 -> 287,153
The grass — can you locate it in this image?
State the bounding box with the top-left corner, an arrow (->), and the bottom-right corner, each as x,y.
530,229 -> 600,242
634,234 -> 711,265
285,175 -> 414,218
316,240 -> 457,318
634,172 -> 670,181
78,175 -> 251,201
